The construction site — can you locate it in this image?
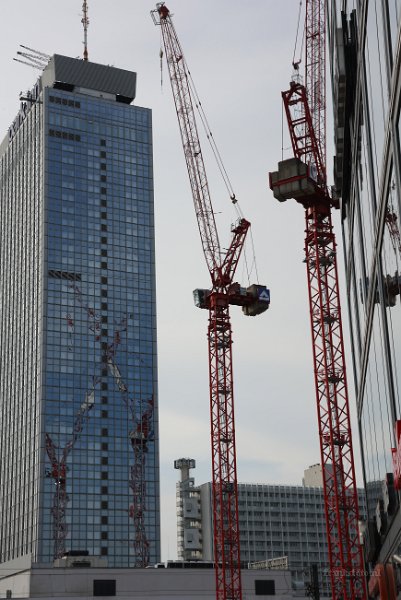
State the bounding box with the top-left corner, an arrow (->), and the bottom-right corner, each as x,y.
0,1 -> 401,599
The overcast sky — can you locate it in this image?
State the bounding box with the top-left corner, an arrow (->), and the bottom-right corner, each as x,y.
0,0 -> 362,561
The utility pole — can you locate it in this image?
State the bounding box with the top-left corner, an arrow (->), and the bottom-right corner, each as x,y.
305,564 -> 320,600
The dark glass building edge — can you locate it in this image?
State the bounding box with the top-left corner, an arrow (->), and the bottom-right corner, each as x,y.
329,0 -> 401,573
0,56 -> 160,567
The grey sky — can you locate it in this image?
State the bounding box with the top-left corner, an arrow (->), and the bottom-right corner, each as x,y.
0,0 -> 362,561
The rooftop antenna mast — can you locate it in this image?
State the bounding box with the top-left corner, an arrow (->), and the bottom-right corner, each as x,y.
82,0 -> 89,61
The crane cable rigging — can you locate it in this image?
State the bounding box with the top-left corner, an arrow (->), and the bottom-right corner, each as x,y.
282,1 -> 305,162
159,26 -> 164,88
187,64 -> 263,284
187,66 -> 260,284
292,0 -> 305,74
186,69 -> 239,210
158,40 -> 261,284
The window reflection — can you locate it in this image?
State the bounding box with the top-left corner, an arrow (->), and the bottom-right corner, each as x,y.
360,304 -> 393,522
41,90 -> 159,566
381,172 -> 401,417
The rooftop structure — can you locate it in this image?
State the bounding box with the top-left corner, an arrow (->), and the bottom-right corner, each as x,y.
0,560 -> 295,599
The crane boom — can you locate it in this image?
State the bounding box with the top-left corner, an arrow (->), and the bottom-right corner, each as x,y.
152,4 -> 270,599
269,1 -> 367,598
153,2 -> 221,284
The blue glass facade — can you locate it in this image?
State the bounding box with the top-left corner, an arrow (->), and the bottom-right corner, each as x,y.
0,57 -> 160,567
329,0 -> 401,578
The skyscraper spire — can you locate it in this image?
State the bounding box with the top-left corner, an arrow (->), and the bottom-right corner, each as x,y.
82,0 -> 89,61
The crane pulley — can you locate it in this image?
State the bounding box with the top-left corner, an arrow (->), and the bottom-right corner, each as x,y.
151,4 -> 270,599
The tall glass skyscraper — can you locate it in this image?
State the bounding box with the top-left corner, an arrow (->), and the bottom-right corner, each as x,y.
0,55 -> 160,568
329,0 -> 401,591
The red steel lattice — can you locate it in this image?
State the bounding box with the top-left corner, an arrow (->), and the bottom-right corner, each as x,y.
304,206 -> 366,598
276,0 -> 368,597
153,4 -> 245,598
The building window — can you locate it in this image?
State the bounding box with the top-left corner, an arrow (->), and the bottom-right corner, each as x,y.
255,579 -> 275,595
93,580 -> 115,596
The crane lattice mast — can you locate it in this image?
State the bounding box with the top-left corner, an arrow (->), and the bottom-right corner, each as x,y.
152,4 -> 270,599
270,1 -> 367,598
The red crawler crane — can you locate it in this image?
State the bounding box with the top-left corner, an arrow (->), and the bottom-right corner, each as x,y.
152,4 -> 270,599
269,2 -> 367,598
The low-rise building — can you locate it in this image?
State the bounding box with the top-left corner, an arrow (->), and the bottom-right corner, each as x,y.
175,460 -> 366,598
0,556 -> 296,599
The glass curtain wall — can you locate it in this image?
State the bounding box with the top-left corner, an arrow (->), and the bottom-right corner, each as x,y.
41,88 -> 159,566
330,0 -> 401,576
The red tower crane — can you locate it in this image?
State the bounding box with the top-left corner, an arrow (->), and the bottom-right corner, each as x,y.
152,4 -> 270,599
269,2 -> 367,598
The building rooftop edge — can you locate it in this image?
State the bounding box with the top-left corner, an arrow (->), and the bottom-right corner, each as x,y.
0,54 -> 138,156
42,54 -> 137,101
197,480 -> 364,491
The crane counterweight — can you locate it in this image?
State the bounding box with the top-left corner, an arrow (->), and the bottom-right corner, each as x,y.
194,284 -> 270,316
269,157 -> 326,205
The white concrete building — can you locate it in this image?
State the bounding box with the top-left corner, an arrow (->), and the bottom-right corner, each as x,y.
0,556 -> 296,599
174,458 -> 202,561
302,464 -> 324,487
174,461 -> 366,598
